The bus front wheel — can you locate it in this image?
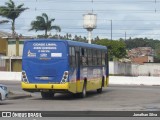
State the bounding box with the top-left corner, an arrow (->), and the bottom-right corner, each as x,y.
41,91 -> 54,99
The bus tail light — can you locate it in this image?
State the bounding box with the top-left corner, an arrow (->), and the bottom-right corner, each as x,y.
61,71 -> 69,83
21,71 -> 28,83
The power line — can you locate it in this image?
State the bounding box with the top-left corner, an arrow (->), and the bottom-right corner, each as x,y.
2,27 -> 160,36
1,8 -> 160,13
3,17 -> 160,21
3,25 -> 160,31
1,0 -> 159,3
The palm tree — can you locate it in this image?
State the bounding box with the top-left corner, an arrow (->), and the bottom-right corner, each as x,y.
0,0 -> 28,37
29,13 -> 61,38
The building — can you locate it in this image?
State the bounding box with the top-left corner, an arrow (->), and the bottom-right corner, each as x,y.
127,47 -> 154,64
0,31 -> 33,71
131,56 -> 154,64
0,31 -> 12,55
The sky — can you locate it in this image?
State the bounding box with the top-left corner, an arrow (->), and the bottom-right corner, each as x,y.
0,0 -> 160,40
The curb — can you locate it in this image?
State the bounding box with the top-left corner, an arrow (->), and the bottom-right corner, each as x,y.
8,91 -> 32,100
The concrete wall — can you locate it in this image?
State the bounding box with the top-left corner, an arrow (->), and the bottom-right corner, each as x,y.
0,72 -> 21,81
19,44 -> 23,56
109,76 -> 160,85
109,61 -> 132,76
8,39 -> 16,56
109,61 -> 160,76
109,61 -> 114,74
138,63 -> 160,76
0,56 -> 6,71
7,38 -> 24,56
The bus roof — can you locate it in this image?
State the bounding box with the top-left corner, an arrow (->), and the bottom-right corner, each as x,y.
24,39 -> 107,50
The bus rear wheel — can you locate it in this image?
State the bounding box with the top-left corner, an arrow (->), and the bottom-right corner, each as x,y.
78,82 -> 87,98
97,86 -> 102,93
41,91 -> 54,99
97,81 -> 103,93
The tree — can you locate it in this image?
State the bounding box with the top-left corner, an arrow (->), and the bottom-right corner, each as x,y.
0,0 -> 28,36
124,37 -> 160,50
96,39 -> 127,61
29,13 -> 61,38
94,36 -> 100,41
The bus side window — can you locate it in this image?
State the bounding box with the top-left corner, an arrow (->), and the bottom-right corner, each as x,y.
80,48 -> 87,66
93,50 -> 97,66
97,50 -> 102,65
69,47 -> 75,67
72,47 -> 75,66
106,52 -> 108,65
88,49 -> 92,66
69,47 -> 72,66
102,52 -> 106,66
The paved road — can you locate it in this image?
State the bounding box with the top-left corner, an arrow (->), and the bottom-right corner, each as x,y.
0,81 -> 160,111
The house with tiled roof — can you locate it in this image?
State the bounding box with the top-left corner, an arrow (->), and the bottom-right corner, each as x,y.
127,47 -> 154,64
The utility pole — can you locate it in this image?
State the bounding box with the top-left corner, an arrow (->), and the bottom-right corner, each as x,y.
125,31 -> 126,40
155,0 -> 157,13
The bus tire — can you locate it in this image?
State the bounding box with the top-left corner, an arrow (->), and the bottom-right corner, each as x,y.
79,82 -> 87,98
41,91 -> 54,99
97,80 -> 103,93
97,86 -> 102,93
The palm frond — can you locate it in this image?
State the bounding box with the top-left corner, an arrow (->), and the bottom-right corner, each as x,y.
5,0 -> 14,8
50,18 -> 55,22
42,13 -> 49,23
17,4 -> 24,9
36,16 -> 46,25
51,26 -> 61,32
0,0 -> 28,19
0,20 -> 9,24
29,13 -> 61,35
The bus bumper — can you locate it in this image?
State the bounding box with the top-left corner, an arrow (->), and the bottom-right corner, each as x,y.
21,82 -> 69,93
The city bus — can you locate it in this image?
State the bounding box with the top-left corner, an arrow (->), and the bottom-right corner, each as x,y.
21,39 -> 109,98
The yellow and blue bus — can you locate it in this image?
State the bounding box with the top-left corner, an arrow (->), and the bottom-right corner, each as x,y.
21,39 -> 109,98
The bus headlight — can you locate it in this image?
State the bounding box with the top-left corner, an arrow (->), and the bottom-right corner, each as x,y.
21,71 -> 28,83
61,71 -> 68,83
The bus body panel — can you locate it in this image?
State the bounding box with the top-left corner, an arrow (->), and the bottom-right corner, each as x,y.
21,39 -> 109,94
79,67 -> 103,91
